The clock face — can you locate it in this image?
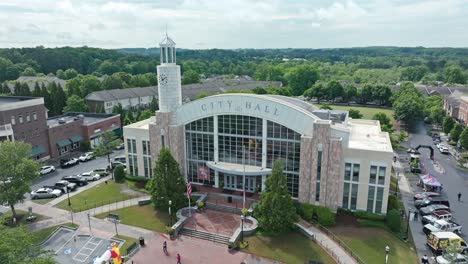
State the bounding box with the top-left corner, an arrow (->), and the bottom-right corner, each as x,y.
159,74 -> 168,85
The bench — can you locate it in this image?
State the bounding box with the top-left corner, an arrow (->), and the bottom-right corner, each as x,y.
107,213 -> 119,221
126,242 -> 140,257
138,199 -> 151,206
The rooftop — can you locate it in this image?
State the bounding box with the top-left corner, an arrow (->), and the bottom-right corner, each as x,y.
347,119 -> 392,152
124,117 -> 153,130
0,96 -> 38,104
47,112 -> 118,128
0,96 -> 44,111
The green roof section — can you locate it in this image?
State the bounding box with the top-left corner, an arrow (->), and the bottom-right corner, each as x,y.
70,135 -> 83,143
56,139 -> 71,148
31,145 -> 45,156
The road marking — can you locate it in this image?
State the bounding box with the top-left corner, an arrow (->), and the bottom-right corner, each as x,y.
73,237 -> 102,262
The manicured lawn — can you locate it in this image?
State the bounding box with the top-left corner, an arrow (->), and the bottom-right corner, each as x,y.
95,205 -> 170,232
331,226 -> 418,264
125,180 -> 149,194
243,232 -> 335,264
114,235 -> 139,256
31,198 -> 55,205
2,209 -> 47,226
32,223 -> 79,244
56,182 -> 138,212
319,104 -> 395,124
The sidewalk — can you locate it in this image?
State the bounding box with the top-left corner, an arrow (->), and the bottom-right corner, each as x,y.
392,155 -> 431,263
297,219 -> 358,264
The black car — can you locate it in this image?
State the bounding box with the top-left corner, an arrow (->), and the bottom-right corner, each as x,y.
415,197 -> 450,209
419,204 -> 450,216
62,175 -> 88,187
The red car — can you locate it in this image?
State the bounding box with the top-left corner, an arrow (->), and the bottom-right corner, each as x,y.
413,192 -> 440,200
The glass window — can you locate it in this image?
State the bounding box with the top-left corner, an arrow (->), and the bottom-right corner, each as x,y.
132,139 -> 136,154
142,140 -> 148,155
342,182 -> 350,209
367,186 -> 375,212
11,116 -> 15,125
33,112 -> 37,120
317,151 -> 322,181
369,166 -> 377,184
26,113 -> 30,122
127,139 -> 132,153
19,114 -> 23,124
350,184 -> 358,210
378,167 -> 386,185
352,164 -> 360,182
315,182 -> 320,202
344,163 -> 351,181
375,187 -> 384,214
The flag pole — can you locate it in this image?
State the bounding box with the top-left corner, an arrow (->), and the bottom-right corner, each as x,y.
189,196 -> 191,217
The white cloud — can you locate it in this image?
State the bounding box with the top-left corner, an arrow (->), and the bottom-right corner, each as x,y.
0,0 -> 467,48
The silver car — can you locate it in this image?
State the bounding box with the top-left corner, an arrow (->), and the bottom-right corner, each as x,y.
80,171 -> 101,181
31,188 -> 62,199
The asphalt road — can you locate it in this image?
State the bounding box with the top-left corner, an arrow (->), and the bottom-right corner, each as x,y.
31,149 -> 125,193
408,125 -> 468,256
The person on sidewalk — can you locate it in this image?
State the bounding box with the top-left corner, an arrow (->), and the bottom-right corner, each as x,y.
458,192 -> 462,202
421,254 -> 429,264
163,241 -> 168,255
177,253 -> 181,264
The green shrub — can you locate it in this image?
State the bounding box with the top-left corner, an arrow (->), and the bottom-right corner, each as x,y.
387,195 -> 399,212
197,201 -> 205,208
165,226 -> 174,235
241,208 -> 249,216
298,203 -> 335,227
114,165 -> 126,183
125,175 -> 150,182
80,140 -> 91,152
353,210 -> 385,221
386,209 -> 401,233
300,203 -> 315,221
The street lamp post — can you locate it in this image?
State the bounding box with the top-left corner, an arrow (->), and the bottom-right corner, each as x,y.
67,190 -> 71,207
405,209 -> 411,240
169,200 -> 172,226
240,215 -> 245,244
385,245 -> 390,264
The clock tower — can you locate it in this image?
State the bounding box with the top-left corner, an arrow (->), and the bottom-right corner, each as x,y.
157,33 -> 182,113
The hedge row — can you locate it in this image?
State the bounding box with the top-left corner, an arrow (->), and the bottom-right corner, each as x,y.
296,202 -> 336,227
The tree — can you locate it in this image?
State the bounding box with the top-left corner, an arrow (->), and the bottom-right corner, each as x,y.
130,74 -> 150,87
32,82 -> 41,97
285,65 -> 319,96
349,109 -> 363,119
393,92 -> 424,128
400,66 -> 427,82
343,84 -> 357,103
459,128 -> 468,150
320,104 -> 332,110
0,57 -> 13,82
64,68 -> 78,80
303,83 -> 327,103
386,209 -> 401,233
150,96 -> 159,112
387,195 -> 399,212
102,75 -> 123,90
97,60 -> 120,75
0,141 -> 39,218
63,95 -> 88,113
114,165 -> 126,182
112,103 -> 125,125
443,117 -> 455,134
252,86 -> 267,94
80,75 -> 101,96
149,148 -> 186,211
359,83 -> 374,104
444,65 -> 466,84
327,80 -> 344,102
93,131 -> 121,177
138,109 -> 154,121
255,160 -> 297,232
21,67 -> 36,76
56,69 -> 66,79
182,70 -> 201,85
372,84 -> 392,106
0,224 -> 55,263
372,112 -> 392,131
450,123 -> 463,143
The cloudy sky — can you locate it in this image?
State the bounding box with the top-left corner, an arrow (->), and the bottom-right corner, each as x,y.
0,0 -> 467,49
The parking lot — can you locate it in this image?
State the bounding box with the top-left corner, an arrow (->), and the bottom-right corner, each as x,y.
42,226 -> 122,264
30,149 -> 125,198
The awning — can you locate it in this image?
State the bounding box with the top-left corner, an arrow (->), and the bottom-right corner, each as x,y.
56,139 -> 71,148
69,135 -> 83,143
419,174 -> 441,187
31,145 -> 45,156
206,161 -> 271,176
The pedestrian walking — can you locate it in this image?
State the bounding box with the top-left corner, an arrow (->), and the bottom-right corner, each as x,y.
163,241 -> 168,255
458,192 -> 462,202
421,254 -> 429,264
177,253 -> 181,264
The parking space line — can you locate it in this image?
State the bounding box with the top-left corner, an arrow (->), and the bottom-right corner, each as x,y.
74,238 -> 103,263
54,232 -> 77,255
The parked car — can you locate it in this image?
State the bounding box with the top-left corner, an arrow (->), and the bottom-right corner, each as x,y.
414,192 -> 441,200
436,253 -> 467,264
439,146 -> 450,154
93,168 -> 110,177
80,171 -> 101,181
54,180 -> 77,193
420,204 -> 451,216
40,165 -> 56,175
433,138 -> 441,145
78,152 -> 95,162
423,219 -> 462,236
60,158 -> 79,168
432,133 -> 441,140
427,232 -> 468,255
115,143 -> 125,150
62,175 -> 88,186
111,161 -> 126,169
30,188 -> 62,199
422,210 -> 452,225
113,156 -> 126,163
415,197 -> 450,209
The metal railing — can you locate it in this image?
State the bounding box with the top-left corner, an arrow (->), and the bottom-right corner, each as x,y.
67,194 -> 147,215
318,225 -> 367,264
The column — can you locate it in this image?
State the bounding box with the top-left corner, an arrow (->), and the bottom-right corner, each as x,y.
261,175 -> 266,192
214,171 -> 219,188
214,115 -> 219,162
261,118 -> 267,168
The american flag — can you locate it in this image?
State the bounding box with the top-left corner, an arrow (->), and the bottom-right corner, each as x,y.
186,182 -> 192,199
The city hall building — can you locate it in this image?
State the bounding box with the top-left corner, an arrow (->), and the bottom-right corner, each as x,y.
124,35 -> 393,213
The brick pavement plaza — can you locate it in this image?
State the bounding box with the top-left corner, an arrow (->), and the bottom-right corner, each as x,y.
182,209 -> 254,237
